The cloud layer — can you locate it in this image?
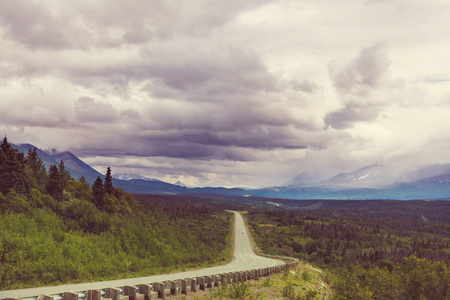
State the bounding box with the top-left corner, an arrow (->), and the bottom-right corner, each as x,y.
2,0 -> 450,187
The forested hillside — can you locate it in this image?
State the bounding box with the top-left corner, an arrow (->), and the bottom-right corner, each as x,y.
0,137 -> 232,290
247,202 -> 450,299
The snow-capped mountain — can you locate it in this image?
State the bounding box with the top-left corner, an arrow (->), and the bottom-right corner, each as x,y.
320,164 -> 410,188
400,164 -> 450,183
112,173 -> 161,181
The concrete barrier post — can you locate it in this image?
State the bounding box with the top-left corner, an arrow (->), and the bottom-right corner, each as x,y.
138,284 -> 151,300
124,286 -> 139,300
212,275 -> 219,287
153,282 -> 165,299
225,273 -> 232,284
63,292 -> 78,300
197,277 -> 205,290
168,280 -> 176,295
106,288 -> 121,300
220,274 -> 226,284
189,278 -> 196,292
205,275 -> 212,288
86,290 -> 101,300
180,279 -> 187,294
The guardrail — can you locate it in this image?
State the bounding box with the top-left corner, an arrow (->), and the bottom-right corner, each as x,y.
4,264 -> 295,300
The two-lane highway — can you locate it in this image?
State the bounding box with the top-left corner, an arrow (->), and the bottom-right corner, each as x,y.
0,211 -> 284,299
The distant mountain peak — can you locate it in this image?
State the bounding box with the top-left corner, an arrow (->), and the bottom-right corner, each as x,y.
174,181 -> 189,187
321,164 -> 408,188
112,173 -> 160,181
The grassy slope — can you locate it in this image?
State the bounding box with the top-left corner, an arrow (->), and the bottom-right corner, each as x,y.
0,206 -> 233,290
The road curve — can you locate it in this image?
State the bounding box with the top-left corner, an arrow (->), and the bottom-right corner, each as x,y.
0,211 -> 284,299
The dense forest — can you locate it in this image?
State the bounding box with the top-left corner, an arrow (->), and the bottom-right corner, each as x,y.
247,202 -> 450,299
0,137 -> 232,290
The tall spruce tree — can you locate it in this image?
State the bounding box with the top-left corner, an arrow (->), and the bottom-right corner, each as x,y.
0,136 -> 28,195
92,176 -> 105,210
26,148 -> 48,191
104,167 -> 113,195
58,159 -> 72,189
0,145 -> 7,194
46,164 -> 63,201
79,174 -> 87,184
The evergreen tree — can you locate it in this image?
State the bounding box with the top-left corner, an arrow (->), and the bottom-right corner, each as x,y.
0,148 -> 6,194
1,136 -> 12,153
26,148 -> 48,191
104,167 -> 114,195
46,165 -> 63,201
58,159 -> 72,189
79,175 -> 87,184
92,176 -> 105,210
0,136 -> 28,195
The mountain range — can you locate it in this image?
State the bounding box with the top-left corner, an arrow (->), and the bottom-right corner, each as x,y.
112,173 -> 160,181
11,143 -> 450,200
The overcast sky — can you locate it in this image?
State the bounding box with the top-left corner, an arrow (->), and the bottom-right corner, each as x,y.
1,0 -> 450,187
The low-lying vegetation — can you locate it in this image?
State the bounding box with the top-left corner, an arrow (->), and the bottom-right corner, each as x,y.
246,203 -> 450,299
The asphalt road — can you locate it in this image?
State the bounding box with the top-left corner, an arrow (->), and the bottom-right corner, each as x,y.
0,211 -> 284,299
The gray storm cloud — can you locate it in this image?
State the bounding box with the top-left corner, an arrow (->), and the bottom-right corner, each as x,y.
1,0 -> 450,187
75,97 -> 120,123
326,44 -> 402,129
